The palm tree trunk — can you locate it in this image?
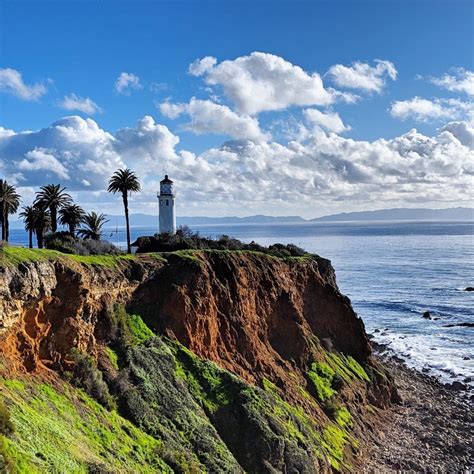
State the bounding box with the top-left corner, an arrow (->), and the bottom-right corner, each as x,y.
123,191 -> 131,253
51,205 -> 57,233
2,209 -> 8,242
29,229 -> 33,248
0,213 -> 4,242
69,223 -> 74,236
37,229 -> 44,249
5,214 -> 9,242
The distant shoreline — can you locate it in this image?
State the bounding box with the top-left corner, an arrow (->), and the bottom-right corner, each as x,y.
9,207 -> 474,230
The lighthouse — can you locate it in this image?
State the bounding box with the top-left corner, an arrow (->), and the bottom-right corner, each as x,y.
158,175 -> 176,234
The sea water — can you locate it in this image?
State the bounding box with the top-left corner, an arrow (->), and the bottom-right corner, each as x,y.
7,220 -> 474,388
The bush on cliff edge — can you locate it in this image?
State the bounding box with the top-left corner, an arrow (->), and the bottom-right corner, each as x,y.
132,226 -> 307,258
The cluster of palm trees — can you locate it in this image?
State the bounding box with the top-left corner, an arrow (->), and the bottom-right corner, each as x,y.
0,168 -> 141,253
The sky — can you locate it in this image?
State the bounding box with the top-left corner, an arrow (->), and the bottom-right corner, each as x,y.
0,0 -> 473,218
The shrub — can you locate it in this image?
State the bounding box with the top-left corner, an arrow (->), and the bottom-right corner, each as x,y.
70,349 -> 115,409
0,401 -> 14,436
132,227 -> 308,258
45,232 -> 122,256
108,304 -> 154,349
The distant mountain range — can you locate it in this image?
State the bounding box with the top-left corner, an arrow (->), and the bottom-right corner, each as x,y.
9,207 -> 473,229
310,207 -> 474,222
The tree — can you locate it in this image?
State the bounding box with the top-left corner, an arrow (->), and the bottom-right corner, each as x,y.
59,204 -> 85,236
35,184 -> 72,233
107,169 -> 140,253
19,206 -> 36,248
78,212 -> 108,240
0,180 -> 21,242
32,205 -> 51,249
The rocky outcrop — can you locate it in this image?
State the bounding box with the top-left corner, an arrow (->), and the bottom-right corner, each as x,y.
0,250 -> 397,472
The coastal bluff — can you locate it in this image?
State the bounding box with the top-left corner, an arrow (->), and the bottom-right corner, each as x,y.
0,248 -> 398,472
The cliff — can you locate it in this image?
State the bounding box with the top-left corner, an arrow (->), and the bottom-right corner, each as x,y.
0,248 -> 398,473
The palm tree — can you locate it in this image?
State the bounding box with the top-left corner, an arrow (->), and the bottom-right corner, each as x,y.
32,205 -> 51,249
0,180 -> 21,242
107,169 -> 140,253
35,184 -> 72,233
59,204 -> 85,236
19,206 -> 37,248
78,212 -> 108,240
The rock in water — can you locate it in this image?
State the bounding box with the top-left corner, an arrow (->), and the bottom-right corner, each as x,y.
422,311 -> 432,319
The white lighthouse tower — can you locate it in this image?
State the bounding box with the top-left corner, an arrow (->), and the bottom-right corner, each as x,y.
158,175 -> 176,234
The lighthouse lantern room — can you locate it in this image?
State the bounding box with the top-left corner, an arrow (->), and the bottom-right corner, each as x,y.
158,175 -> 176,234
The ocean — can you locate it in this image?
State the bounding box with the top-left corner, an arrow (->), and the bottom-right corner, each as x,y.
7,220 -> 474,388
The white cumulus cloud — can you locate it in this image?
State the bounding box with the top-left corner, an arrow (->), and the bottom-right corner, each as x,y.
327,60 -> 397,93
389,97 -> 473,122
0,68 -> 47,101
1,115 -> 472,216
159,98 -> 269,142
429,68 -> 474,96
303,109 -> 350,133
59,94 -> 102,115
18,148 -> 70,180
188,52 -> 333,115
115,72 -> 142,94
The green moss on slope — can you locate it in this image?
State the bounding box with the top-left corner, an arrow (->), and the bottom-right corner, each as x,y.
0,377 -> 171,473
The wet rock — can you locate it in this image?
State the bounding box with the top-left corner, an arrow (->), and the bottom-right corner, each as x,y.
462,356 -> 471,360
422,311 -> 432,319
445,381 -> 467,391
443,322 -> 474,328
464,287 -> 474,291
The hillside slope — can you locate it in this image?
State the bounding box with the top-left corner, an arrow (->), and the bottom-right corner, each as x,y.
0,248 -> 398,472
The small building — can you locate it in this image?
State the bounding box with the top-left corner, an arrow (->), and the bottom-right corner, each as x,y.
158,175 -> 176,234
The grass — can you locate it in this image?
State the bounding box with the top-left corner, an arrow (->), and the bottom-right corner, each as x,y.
0,247 -> 62,267
1,246 -> 318,271
0,246 -> 136,269
67,253 -> 136,267
0,377 -> 171,473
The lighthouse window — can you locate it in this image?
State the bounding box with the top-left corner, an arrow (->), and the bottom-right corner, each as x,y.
166,199 -> 169,206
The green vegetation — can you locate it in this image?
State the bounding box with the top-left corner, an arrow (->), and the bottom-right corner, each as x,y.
0,246 -> 136,268
308,361 -> 336,401
0,246 -> 62,267
133,226 -> 310,259
0,377 -> 171,473
335,406 -> 352,428
326,352 -> 371,382
0,401 -> 14,436
322,424 -> 349,470
104,347 -> 119,371
68,253 -> 135,267
110,304 -> 154,347
171,342 -> 236,413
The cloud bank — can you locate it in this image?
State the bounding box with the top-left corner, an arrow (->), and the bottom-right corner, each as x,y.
1,114 -> 472,216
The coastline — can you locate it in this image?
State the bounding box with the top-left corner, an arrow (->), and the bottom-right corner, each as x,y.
365,343 -> 473,472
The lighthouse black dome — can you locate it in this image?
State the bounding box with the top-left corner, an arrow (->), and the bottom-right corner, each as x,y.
160,175 -> 173,183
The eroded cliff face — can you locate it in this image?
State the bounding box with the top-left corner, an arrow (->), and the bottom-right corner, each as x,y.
0,250 -> 397,472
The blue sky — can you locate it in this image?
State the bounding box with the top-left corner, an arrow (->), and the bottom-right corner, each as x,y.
0,0 -> 473,217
